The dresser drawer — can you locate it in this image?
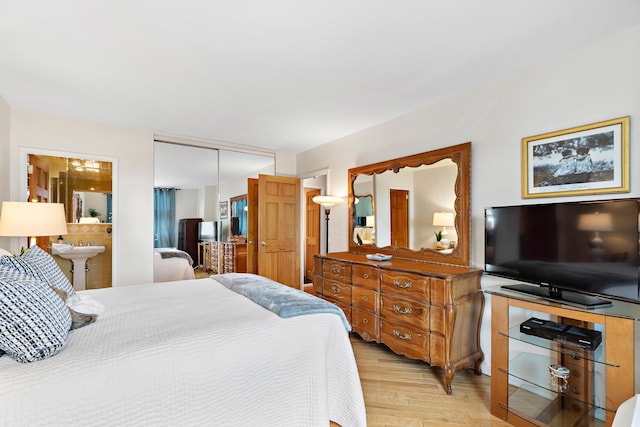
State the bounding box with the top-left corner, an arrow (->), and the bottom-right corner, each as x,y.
352,286 -> 379,313
352,265 -> 379,290
352,307 -> 379,342
323,260 -> 352,283
323,279 -> 352,304
380,319 -> 429,362
380,294 -> 429,330
380,271 -> 429,300
333,301 -> 352,325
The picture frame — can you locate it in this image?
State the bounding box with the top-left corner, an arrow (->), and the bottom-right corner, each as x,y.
219,201 -> 228,219
522,116 -> 629,199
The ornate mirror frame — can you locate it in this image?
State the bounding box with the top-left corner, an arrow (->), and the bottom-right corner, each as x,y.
348,142 -> 472,267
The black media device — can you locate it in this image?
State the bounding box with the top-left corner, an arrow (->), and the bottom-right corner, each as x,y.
520,317 -> 602,351
484,198 -> 640,308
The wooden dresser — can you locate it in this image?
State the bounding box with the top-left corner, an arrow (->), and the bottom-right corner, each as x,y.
313,251 -> 484,394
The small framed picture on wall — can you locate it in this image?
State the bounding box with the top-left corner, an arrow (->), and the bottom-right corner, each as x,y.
220,201 -> 228,219
522,116 -> 629,199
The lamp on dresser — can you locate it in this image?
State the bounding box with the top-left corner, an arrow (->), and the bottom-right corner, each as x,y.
312,195 -> 342,254
0,201 -> 68,250
433,211 -> 454,248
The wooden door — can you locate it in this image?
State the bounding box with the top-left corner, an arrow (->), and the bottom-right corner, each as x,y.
258,174 -> 301,288
246,178 -> 259,274
29,154 -> 52,250
304,188 -> 321,282
29,154 -> 50,203
390,189 -> 408,247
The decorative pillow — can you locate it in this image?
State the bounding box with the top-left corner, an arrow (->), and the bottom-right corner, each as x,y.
0,265 -> 32,359
1,245 -> 75,297
0,276 -> 72,363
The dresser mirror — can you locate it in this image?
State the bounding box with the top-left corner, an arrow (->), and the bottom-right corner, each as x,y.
348,142 -> 471,267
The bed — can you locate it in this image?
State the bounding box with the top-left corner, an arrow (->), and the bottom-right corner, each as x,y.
153,247 -> 196,282
0,248 -> 366,427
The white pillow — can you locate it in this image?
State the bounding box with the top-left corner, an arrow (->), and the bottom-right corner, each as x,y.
0,248 -> 12,257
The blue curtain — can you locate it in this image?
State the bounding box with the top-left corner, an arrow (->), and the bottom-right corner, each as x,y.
154,188 -> 176,248
106,193 -> 113,223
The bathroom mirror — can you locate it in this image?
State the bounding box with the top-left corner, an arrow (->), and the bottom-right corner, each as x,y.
27,153 -> 113,223
348,142 -> 472,267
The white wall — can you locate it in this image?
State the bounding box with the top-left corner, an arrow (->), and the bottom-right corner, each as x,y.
9,109 -> 155,286
296,25 -> 640,373
0,95 -> 10,250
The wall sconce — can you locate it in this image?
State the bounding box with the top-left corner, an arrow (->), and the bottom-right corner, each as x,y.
312,195 -> 343,254
433,212 -> 455,248
0,201 -> 68,249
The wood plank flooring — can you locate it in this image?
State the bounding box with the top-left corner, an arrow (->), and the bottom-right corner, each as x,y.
349,334 -> 509,426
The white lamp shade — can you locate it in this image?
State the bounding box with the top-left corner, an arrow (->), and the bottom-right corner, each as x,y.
312,195 -> 343,207
578,213 -> 613,232
0,202 -> 68,237
433,212 -> 455,227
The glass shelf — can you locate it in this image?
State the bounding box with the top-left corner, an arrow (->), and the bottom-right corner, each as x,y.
499,326 -> 617,367
499,353 -> 614,417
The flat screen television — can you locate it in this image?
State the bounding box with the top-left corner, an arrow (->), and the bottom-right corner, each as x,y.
231,217 -> 240,236
198,221 -> 218,241
485,198 -> 640,307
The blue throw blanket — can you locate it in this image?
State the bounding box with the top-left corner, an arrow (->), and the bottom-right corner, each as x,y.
213,273 -> 351,332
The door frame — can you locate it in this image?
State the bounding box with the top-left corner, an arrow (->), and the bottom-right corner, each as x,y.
19,147 -> 119,282
299,168 -> 332,285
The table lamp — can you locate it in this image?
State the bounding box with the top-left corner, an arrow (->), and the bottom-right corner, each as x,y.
0,201 -> 68,249
433,212 -> 455,248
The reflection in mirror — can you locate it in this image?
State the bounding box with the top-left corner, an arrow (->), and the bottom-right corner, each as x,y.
24,151 -> 114,288
230,194 -> 248,238
348,142 -> 472,267
352,195 -> 374,245
28,154 -> 113,223
353,159 -> 457,250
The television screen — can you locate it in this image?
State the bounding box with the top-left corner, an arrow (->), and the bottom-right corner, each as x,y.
231,217 -> 240,236
198,221 -> 218,241
485,199 -> 640,305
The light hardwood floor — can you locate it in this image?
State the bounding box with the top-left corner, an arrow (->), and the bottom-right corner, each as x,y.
200,270 -> 507,425
349,334 -> 509,426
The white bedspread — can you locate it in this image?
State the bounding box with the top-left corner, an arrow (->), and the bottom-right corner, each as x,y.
153,251 -> 196,282
0,278 -> 366,427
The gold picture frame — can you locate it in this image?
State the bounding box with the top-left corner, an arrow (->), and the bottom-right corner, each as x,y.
522,116 -> 629,199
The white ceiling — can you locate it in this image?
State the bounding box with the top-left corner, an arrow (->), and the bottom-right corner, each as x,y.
2,1 -> 640,154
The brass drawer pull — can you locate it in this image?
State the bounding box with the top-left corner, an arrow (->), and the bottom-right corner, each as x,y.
363,273 -> 369,279
331,285 -> 341,294
362,295 -> 368,301
393,279 -> 412,289
393,329 -> 411,340
393,304 -> 412,315
332,267 -> 340,274
363,318 -> 369,324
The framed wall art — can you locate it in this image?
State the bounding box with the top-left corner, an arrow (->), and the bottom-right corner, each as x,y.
522,116 -> 629,199
219,200 -> 228,219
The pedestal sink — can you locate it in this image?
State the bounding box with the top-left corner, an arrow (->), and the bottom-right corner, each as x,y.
52,245 -> 105,291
